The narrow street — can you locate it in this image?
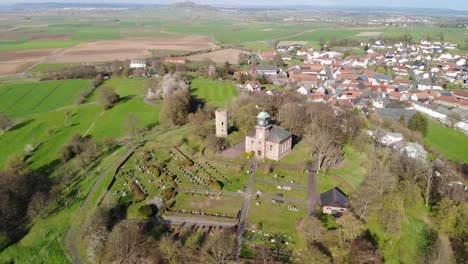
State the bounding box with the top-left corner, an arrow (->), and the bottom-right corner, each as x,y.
235,163 -> 257,257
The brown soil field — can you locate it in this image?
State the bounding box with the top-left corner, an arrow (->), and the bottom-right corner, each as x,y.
186,48 -> 249,64
355,31 -> 383,37
0,61 -> 37,75
0,49 -> 57,75
30,34 -> 71,41
50,36 -> 218,63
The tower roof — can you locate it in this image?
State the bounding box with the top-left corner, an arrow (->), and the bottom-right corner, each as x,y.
257,111 -> 270,119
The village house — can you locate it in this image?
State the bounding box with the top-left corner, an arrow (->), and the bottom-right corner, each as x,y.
251,66 -> 280,76
453,89 -> 468,101
320,187 -> 349,215
165,57 -> 187,64
435,96 -> 468,111
411,101 -> 449,120
245,112 -> 293,161
243,80 -> 262,92
395,141 -> 428,161
259,51 -> 276,61
372,129 -> 403,146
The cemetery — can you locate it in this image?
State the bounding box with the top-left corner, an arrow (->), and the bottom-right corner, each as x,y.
108,141 -> 250,221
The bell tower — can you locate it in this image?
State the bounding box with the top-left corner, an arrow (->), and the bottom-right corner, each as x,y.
215,109 -> 228,138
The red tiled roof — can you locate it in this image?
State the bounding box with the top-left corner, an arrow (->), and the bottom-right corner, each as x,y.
453,89 -> 468,100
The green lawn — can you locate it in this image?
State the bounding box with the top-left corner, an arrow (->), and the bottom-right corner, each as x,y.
327,144 -> 367,190
255,169 -> 309,186
424,119 -> 468,163
247,200 -> 306,249
0,79 -> 91,117
173,193 -> 243,217
253,181 -> 308,201
366,198 -> 430,264
190,77 -> 239,107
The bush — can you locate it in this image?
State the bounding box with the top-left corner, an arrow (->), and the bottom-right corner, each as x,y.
138,205 -> 154,217
0,231 -> 11,251
243,151 -> 255,159
212,181 -> 223,191
176,159 -> 194,167
163,174 -> 174,182
149,166 -> 161,177
162,188 -> 176,201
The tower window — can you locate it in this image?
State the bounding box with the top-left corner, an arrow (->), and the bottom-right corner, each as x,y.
221,122 -> 224,125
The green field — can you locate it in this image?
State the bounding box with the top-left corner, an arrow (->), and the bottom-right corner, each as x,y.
424,119 -> 468,162
0,79 -> 91,117
0,78 -> 160,169
190,77 -> 239,107
27,63 -> 89,73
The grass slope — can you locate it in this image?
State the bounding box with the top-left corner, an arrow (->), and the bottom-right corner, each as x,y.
424,119 -> 468,162
0,79 -> 91,117
190,77 -> 239,107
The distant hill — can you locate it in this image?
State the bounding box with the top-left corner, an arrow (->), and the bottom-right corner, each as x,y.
3,2 -> 162,11
169,1 -> 217,11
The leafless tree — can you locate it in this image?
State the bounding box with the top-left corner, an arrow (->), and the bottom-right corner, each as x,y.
97,86 -> 120,110
27,191 -> 47,219
205,231 -> 236,264
304,111 -> 343,173
160,90 -> 191,128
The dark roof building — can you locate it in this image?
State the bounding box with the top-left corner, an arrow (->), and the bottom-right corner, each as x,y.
321,188 -> 349,207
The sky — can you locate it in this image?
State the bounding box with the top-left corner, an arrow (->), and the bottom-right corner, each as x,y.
2,0 -> 468,10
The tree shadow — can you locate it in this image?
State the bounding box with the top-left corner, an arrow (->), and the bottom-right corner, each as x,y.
363,229 -> 379,247
118,95 -> 135,104
146,122 -> 159,130
189,94 -> 206,112
8,119 -> 34,132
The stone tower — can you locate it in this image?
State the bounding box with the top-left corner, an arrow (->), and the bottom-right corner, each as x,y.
215,109 -> 228,138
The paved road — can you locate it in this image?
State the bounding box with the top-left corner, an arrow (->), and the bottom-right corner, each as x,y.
236,163 -> 256,257
143,97 -> 160,106
178,188 -> 244,197
254,178 -> 307,190
307,158 -> 320,216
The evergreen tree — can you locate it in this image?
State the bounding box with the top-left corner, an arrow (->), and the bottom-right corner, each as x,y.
408,112 -> 428,137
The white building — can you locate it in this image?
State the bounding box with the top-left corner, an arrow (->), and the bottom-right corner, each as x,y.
412,102 -> 447,120
130,60 -> 147,69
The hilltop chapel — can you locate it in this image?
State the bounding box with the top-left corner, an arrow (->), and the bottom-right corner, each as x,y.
245,111 -> 293,161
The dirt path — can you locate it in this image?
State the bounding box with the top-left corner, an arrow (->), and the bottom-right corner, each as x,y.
241,29 -> 315,50
65,145 -> 139,264
307,157 -> 320,216
236,162 -> 257,258
83,111 -> 105,136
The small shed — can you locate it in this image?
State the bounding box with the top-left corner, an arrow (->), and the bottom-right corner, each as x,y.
320,187 -> 349,215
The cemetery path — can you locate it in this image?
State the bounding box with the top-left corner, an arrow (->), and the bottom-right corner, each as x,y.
178,188 -> 244,197
162,216 -> 237,228
236,163 -> 257,257
307,157 -> 320,216
254,178 -> 308,190
258,194 -> 307,205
